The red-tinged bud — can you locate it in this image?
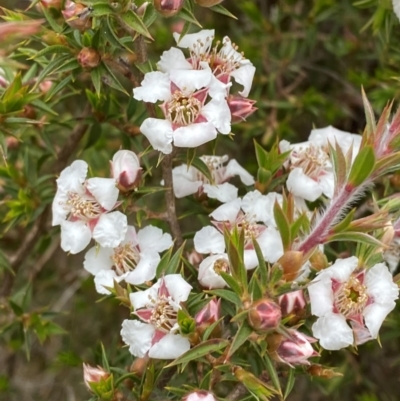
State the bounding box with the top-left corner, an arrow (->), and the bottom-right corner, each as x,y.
6,137 -> 19,150
309,249 -> 328,271
77,47 -> 101,69
272,330 -> 318,366
248,298 -> 281,332
277,251 -> 304,281
130,356 -> 149,377
195,298 -> 220,324
21,105 -> 37,120
278,290 -> 306,317
39,80 -> 53,94
62,1 -> 91,31
41,0 -> 62,9
194,0 -> 224,7
83,363 -> 110,391
228,95 -> 257,123
187,249 -> 203,266
183,390 -> 217,401
111,150 -> 141,193
0,20 -> 43,41
154,0 -> 184,17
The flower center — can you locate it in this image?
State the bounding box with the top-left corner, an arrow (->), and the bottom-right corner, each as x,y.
291,145 -> 329,180
111,243 -> 140,276
66,192 -> 102,220
214,258 -> 230,275
195,155 -> 229,185
334,276 -> 368,317
149,295 -> 178,332
167,91 -> 201,126
235,214 -> 263,244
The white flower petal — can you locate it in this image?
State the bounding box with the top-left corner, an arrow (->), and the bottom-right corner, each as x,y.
173,165 -> 203,198
243,249 -> 259,270
149,333 -> 190,359
231,64 -> 256,97
122,226 -> 139,247
52,190 -> 69,226
241,190 -> 281,226
94,269 -> 119,295
170,69 -> 212,93
164,274 -> 192,303
93,211 -> 127,248
365,263 -> 399,305
198,254 -> 229,289
86,178 -> 119,211
224,159 -> 255,185
133,71 -> 171,103
60,220 -> 91,254
257,227 -> 284,264
287,168 -> 322,202
326,256 -> 358,282
201,97 -> 231,134
312,313 -> 353,350
173,122 -> 217,149
130,284 -> 159,310
308,275 -> 334,317
318,172 -> 335,199
210,198 -> 241,222
363,302 -> 395,339
203,183 -> 238,203
157,47 -> 192,73
84,246 -> 114,275
194,226 -> 225,254
137,225 -> 173,253
56,160 -> 88,193
121,320 -> 155,358
140,118 -> 174,154
124,252 -> 160,285
173,29 -> 215,49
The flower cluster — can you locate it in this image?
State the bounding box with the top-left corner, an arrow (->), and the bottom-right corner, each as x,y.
133,29 -> 256,153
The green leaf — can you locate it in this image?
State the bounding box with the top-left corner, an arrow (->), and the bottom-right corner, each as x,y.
206,289 -> 242,306
263,353 -> 282,397
31,99 -> 58,116
29,45 -> 72,60
252,237 -> 268,288
189,157 -> 213,183
361,87 -> 376,137
166,339 -> 229,368
227,320 -> 252,358
100,62 -> 130,95
119,10 -> 153,40
156,247 -> 173,278
32,55 -> 70,90
202,316 -> 224,341
327,232 -> 384,247
90,67 -> 102,96
85,120 -> 102,149
220,271 -> 242,296
0,249 -> 13,274
284,368 -> 295,400
89,2 -> 115,16
41,4 -> 62,32
103,16 -> 125,49
273,201 -> 291,250
331,209 -> 356,233
101,343 -> 110,372
166,241 -> 186,275
45,75 -> 73,102
177,6 -> 202,28
209,4 -> 238,19
348,145 -> 375,187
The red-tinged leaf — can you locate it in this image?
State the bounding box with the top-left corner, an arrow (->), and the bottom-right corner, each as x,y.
361,87 -> 376,137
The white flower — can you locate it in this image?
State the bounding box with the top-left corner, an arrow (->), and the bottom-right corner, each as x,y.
173,29 -> 255,97
172,155 -> 254,202
120,275 -> 192,359
52,160 -> 127,254
198,254 -> 230,289
84,225 -> 173,294
194,191 -> 284,270
136,73 -> 231,154
308,256 -> 399,350
280,126 -> 361,202
111,150 -> 141,192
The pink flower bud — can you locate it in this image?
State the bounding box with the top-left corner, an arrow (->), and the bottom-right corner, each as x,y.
183,390 -> 217,401
278,290 -> 306,317
195,298 -> 221,325
62,1 -> 91,31
248,299 -> 281,331
275,330 -> 318,366
154,0 -> 185,17
77,47 -> 101,69
83,363 -> 110,391
227,95 -> 257,123
111,150 -> 141,192
39,80 -> 53,93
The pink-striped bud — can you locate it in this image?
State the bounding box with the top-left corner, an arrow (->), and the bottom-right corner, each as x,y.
274,330 -> 318,366
39,80 -> 53,93
111,150 -> 141,192
183,390 -> 217,401
77,47 -> 101,69
248,299 -> 281,331
227,95 -> 257,123
195,298 -> 221,325
83,363 -> 110,391
154,0 -> 185,17
62,1 -> 91,31
278,290 -> 306,317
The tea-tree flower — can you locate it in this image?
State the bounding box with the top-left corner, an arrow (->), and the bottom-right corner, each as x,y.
198,253 -> 230,289
172,155 -> 254,202
280,126 -> 361,202
308,256 -> 399,350
52,160 -> 127,254
84,225 -> 173,294
111,150 -> 141,192
120,275 -> 192,359
183,390 -> 217,401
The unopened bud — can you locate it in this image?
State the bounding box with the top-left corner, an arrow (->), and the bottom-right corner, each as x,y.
21,105 -> 36,120
194,0 -> 224,7
111,150 -> 141,192
130,356 -> 149,377
62,1 -> 91,31
278,290 -> 306,317
271,330 -> 318,366
183,390 -> 217,401
195,298 -> 221,337
248,298 -> 281,331
277,251 -> 303,281
39,80 -> 53,93
77,47 -> 101,69
228,95 -> 257,123
154,0 -> 185,17
309,248 -> 328,271
83,363 -> 110,391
